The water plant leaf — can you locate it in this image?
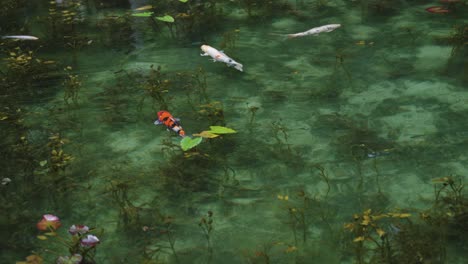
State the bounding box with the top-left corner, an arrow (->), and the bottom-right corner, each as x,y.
134,5 -> 153,11
44,232 -> 57,236
207,126 -> 237,134
180,137 -> 202,151
179,0 -> 188,2
353,236 -> 365,242
193,131 -> 219,138
37,235 -> 48,240
155,15 -> 175,23
39,160 -> 47,167
376,228 -> 386,237
131,12 -> 154,17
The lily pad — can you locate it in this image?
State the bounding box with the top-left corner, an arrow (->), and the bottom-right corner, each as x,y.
208,126 -> 237,134
131,12 -> 153,17
155,15 -> 175,23
193,131 -> 219,138
180,137 -> 202,151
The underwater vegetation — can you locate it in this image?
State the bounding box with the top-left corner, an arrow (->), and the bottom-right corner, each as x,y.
17,214 -> 102,264
1,0 -> 468,263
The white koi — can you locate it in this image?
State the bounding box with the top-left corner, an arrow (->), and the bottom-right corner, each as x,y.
200,45 -> 243,72
287,24 -> 341,39
1,35 -> 39,40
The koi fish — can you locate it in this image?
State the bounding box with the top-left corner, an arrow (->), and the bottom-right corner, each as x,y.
200,45 -> 243,72
154,110 -> 186,137
1,35 -> 39,40
287,24 -> 341,39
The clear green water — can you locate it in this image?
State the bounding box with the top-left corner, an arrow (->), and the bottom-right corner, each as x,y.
1,0 -> 468,263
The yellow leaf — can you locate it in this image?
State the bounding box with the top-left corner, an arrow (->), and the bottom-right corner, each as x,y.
277,194 -> 284,200
353,236 -> 365,242
37,235 -> 47,240
193,131 -> 219,138
344,223 -> 354,230
376,228 -> 386,237
134,5 -> 153,11
285,246 -> 297,253
284,195 -> 289,201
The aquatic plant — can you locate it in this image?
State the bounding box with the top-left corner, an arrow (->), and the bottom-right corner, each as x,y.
46,0 -> 85,40
220,29 -> 240,51
143,215 -> 180,263
448,24 -> 467,56
199,211 -> 214,262
47,133 -> 74,172
237,0 -> 292,18
63,66 -> 81,106
141,65 -> 172,111
197,101 -> 226,126
344,209 -> 411,264
107,180 -> 141,231
142,0 -> 222,39
3,47 -> 54,95
278,193 -> 308,245
21,214 -> 101,264
422,176 -> 468,234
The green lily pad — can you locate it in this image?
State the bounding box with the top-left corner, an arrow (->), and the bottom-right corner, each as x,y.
180,137 -> 202,151
208,126 -> 237,134
155,15 -> 175,22
131,12 -> 153,17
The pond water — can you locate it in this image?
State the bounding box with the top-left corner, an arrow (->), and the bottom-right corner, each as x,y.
1,0 -> 468,263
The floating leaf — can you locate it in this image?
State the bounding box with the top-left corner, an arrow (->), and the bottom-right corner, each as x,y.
37,235 -> 48,240
179,0 -> 188,2
207,126 -> 237,134
155,15 -> 175,22
180,137 -> 202,151
131,12 -> 154,17
193,131 -> 219,138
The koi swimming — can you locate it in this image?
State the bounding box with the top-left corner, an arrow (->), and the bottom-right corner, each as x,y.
154,111 -> 186,137
287,24 -> 341,38
200,45 -> 243,72
1,35 -> 39,40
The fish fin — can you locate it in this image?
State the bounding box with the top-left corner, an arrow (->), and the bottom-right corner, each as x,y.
175,118 -> 181,123
200,53 -> 208,56
154,120 -> 163,125
212,59 -> 217,62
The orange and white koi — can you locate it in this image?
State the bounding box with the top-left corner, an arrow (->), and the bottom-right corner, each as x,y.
287,24 -> 341,38
154,110 -> 186,137
200,45 -> 243,72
